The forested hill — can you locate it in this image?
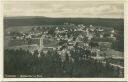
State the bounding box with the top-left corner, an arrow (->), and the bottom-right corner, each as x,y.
4,16 -> 124,28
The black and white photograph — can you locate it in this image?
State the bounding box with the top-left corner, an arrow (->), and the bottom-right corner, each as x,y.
3,1 -> 124,78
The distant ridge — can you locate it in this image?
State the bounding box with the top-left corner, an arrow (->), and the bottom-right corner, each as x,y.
4,16 -> 124,28
4,16 -> 123,20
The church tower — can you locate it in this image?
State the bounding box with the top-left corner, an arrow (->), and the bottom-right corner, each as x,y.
39,35 -> 44,51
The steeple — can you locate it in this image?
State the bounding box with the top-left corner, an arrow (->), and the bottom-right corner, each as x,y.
39,35 -> 44,51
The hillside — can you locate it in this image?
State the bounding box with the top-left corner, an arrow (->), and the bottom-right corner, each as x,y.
4,16 -> 124,29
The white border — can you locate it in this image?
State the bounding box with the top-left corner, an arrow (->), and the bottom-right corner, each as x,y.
124,0 -> 128,81
1,0 -> 128,81
0,0 -> 3,82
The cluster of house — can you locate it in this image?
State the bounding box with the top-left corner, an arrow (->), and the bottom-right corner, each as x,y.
8,24 -> 118,61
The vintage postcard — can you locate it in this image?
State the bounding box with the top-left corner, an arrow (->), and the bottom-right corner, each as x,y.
1,0 -> 127,81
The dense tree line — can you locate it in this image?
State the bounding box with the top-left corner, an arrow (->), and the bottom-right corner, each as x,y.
4,48 -> 122,77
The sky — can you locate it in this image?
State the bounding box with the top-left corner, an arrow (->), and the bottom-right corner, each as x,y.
4,1 -> 124,18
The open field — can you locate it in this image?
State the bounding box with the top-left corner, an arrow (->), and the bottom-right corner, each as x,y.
5,26 -> 33,34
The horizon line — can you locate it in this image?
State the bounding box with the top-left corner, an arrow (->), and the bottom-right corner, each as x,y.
4,16 -> 124,19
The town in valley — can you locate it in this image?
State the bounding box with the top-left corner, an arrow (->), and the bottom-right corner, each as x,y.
4,17 -> 124,77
